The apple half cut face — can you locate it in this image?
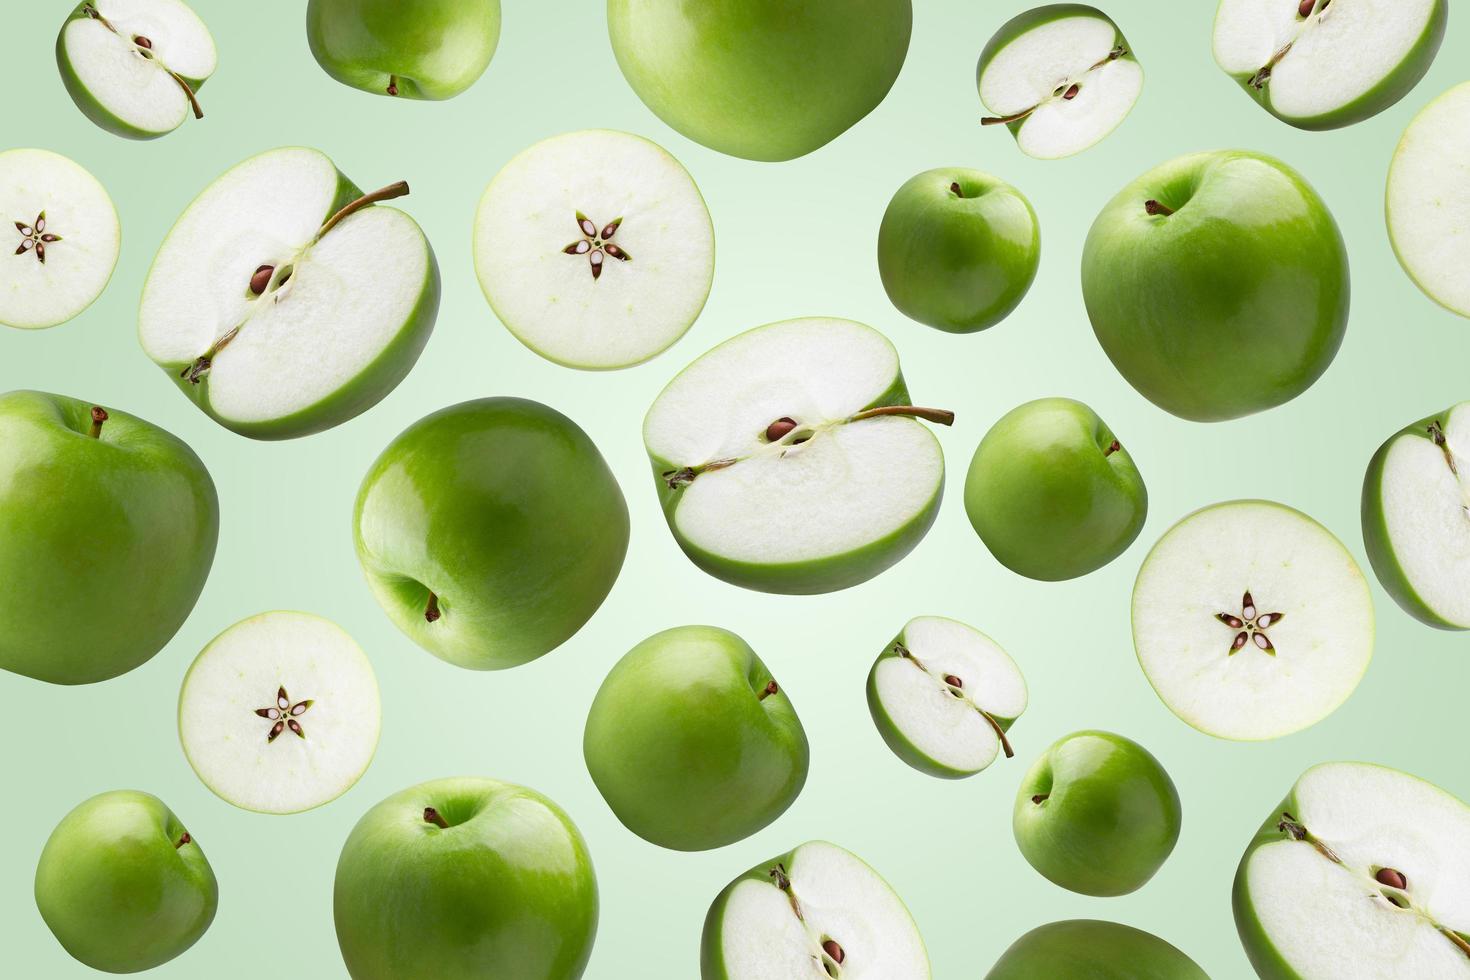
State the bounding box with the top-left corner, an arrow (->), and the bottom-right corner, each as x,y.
178,611 -> 381,814
1213,0 -> 1446,130
701,840 -> 931,980
867,616 -> 1027,779
474,129 -> 714,370
1388,82 -> 1470,319
643,317 -> 951,595
1234,762 -> 1470,979
0,149 -> 119,330
139,147 -> 439,439
56,0 -> 216,140
1132,500 -> 1373,741
977,5 -> 1143,160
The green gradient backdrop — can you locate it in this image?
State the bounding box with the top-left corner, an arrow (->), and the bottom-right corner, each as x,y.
2,2 -> 1467,976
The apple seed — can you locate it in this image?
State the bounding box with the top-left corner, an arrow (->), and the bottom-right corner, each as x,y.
248,264 -> 275,296
134,35 -> 152,49
254,686 -> 314,742
822,939 -> 846,965
1217,591 -> 1283,657
562,211 -> 631,280
1376,867 -> 1408,890
13,210 -> 62,265
765,417 -> 798,442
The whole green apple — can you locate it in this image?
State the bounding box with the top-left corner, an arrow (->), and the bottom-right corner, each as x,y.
1013,730 -> 1182,896
1082,150 -> 1349,421
965,397 -> 1146,580
307,0 -> 501,100
354,397 -> 628,670
0,390 -> 218,684
607,0 -> 913,161
986,919 -> 1208,979
334,777 -> 598,979
877,168 -> 1040,333
584,625 -> 809,851
35,790 -> 217,974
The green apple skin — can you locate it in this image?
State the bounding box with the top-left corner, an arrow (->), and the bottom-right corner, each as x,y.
1013,730 -> 1182,897
1082,150 -> 1349,422
307,0 -> 501,100
607,0 -> 912,162
334,778 -> 597,980
355,397 -> 629,670
877,168 -> 1040,334
987,919 -> 1208,979
584,625 -> 809,851
0,391 -> 218,684
964,398 -> 1146,581
35,790 -> 217,974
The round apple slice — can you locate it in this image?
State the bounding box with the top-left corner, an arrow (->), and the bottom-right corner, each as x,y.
473,129 -> 714,370
977,5 -> 1143,160
178,611 -> 381,814
867,616 -> 1026,779
1132,500 -> 1373,741
1388,82 -> 1470,319
57,0 -> 216,140
701,840 -> 931,980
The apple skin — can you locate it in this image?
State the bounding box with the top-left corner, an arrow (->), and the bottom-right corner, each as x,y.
607,0 -> 912,162
877,168 -> 1040,333
334,777 -> 597,980
964,397 -> 1146,581
1013,730 -> 1182,897
35,790 -> 217,974
584,625 -> 809,851
987,919 -> 1208,979
0,390 -> 218,684
307,0 -> 501,100
1082,150 -> 1349,422
355,397 -> 629,670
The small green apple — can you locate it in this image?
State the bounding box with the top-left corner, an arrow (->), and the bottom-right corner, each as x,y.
354,397 -> 629,669
1387,81 -> 1470,319
307,0 -> 501,100
607,0 -> 912,161
964,397 -> 1146,580
0,391 -> 218,684
1082,150 -> 1349,421
334,777 -> 597,979
35,790 -> 217,974
986,919 -> 1208,979
1013,730 -> 1182,897
876,168 -> 1039,333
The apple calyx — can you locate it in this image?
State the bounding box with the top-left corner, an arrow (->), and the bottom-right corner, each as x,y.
1144,200 -> 1175,217
768,863 -> 850,978
1427,420 -> 1462,477
87,406 -> 108,438
13,210 -> 62,264
81,3 -> 203,119
1216,591 -> 1283,656
253,686 -> 314,743
981,46 -> 1127,126
562,212 -> 631,281
175,831 -> 192,849
893,642 -> 1014,758
422,806 -> 449,829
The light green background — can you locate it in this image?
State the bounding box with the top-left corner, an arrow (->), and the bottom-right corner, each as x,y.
3,2 -> 1468,977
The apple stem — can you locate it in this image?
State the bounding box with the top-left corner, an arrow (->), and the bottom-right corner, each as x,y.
168,70 -> 204,119
1442,928 -> 1470,961
978,708 -> 1015,758
949,181 -> 965,199
88,406 -> 108,439
848,405 -> 955,426
1090,45 -> 1127,71
175,832 -> 191,848
422,807 -> 449,829
424,592 -> 442,623
1144,200 -> 1174,217
982,106 -> 1034,127
1105,439 -> 1121,456
316,182 -> 412,242
1031,793 -> 1048,805
758,680 -> 779,701
387,75 -> 399,97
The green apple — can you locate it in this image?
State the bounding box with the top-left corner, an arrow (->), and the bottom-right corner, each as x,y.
701,840 -> 930,979
56,0 -> 215,139
964,397 -> 1146,580
584,625 -> 807,850
354,397 -> 628,670
307,0 -> 501,100
987,919 -> 1208,979
0,390 -> 218,685
1133,500 -> 1374,741
1082,150 -> 1349,422
139,146 -> 439,440
35,790 -> 217,973
876,168 -> 1039,333
1213,0 -> 1446,130
1013,730 -> 1181,897
334,777 -> 597,979
1234,762 -> 1470,979
643,317 -> 952,594
607,0 -> 912,162
1387,81 -> 1470,319
866,615 -> 1027,779
977,5 -> 1143,159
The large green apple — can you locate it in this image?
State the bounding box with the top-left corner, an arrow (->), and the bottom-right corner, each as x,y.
606,0 -> 912,161
964,397 -> 1146,580
35,790 -> 217,974
0,390 -> 218,684
307,0 -> 501,100
584,625 -> 809,851
877,168 -> 1040,333
1013,730 -> 1182,897
354,397 -> 628,669
986,919 -> 1208,979
1082,150 -> 1349,422
334,777 -> 598,979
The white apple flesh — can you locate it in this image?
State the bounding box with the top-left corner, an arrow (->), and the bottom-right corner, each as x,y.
1388,81 -> 1470,318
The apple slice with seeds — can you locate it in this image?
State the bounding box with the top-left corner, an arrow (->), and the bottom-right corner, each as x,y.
1387,81 -> 1470,319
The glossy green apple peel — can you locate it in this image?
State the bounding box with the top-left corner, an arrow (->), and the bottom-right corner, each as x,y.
307,0 -> 502,100
986,919 -> 1208,979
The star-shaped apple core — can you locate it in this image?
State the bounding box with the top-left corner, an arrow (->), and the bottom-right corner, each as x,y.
1216,591 -> 1284,656
13,212 -> 61,264
254,685 -> 314,742
562,211 -> 631,280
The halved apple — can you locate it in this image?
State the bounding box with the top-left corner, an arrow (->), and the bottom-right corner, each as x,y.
1387,81 -> 1470,319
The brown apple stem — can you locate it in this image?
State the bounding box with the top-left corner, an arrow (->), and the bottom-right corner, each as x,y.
1105,439 -> 1122,456
1144,199 -> 1174,217
316,182 -> 411,241
88,406 -> 108,438
849,405 -> 955,426
387,74 -> 399,97
1031,794 -> 1049,805
422,807 -> 448,829
424,592 -> 441,623
168,70 -> 203,118
758,680 -> 779,701
978,708 -> 1015,758
949,181 -> 966,199
175,832 -> 192,848
982,106 -> 1035,127
1442,928 -> 1470,962
1090,46 -> 1127,71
